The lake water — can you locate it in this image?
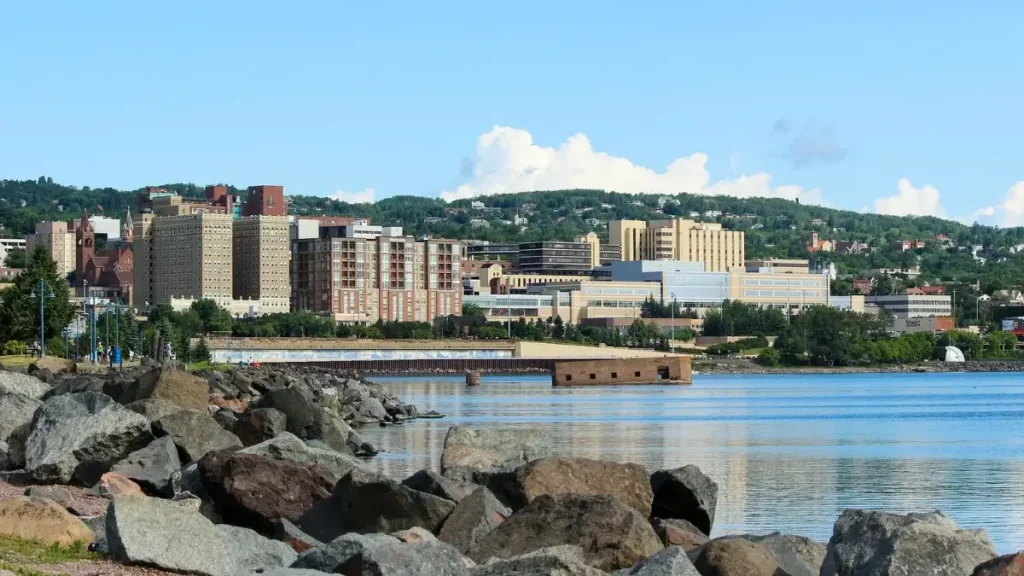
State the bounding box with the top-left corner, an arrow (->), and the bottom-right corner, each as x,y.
358,372 -> 1024,553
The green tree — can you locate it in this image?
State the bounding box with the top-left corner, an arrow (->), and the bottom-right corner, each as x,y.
193,337 -> 212,362
758,347 -> 781,366
3,247 -> 25,268
552,316 -> 565,339
0,245 -> 75,348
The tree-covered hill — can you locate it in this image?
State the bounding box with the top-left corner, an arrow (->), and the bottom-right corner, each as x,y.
4,177 -> 1024,293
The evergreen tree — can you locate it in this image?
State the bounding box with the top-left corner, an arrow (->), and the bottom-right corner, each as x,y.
0,245 -> 75,347
193,337 -> 212,362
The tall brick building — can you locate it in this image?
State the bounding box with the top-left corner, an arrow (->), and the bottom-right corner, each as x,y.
243,185 -> 286,217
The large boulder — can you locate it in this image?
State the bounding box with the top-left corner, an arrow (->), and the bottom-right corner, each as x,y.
973,553 -> 1024,575
198,449 -> 334,536
125,398 -> 184,422
118,367 -> 209,411
254,387 -> 351,452
299,468 -> 456,542
402,469 -> 472,503
650,465 -> 719,536
219,523 -> 298,572
0,496 -> 95,546
291,533 -> 401,571
515,457 -> 653,516
272,518 -> 323,553
742,533 -> 827,576
616,545 -> 700,575
651,518 -> 708,551
0,393 -> 41,445
821,509 -> 998,576
466,494 -> 663,572
153,409 -> 243,463
440,426 -> 551,508
110,436 -> 182,496
693,538 -> 779,576
0,370 -> 50,399
239,431 -> 363,483
25,392 -> 153,485
29,355 -> 74,375
347,540 -> 469,576
472,546 -> 605,576
41,374 -> 105,399
234,407 -> 288,446
106,495 -> 235,576
438,487 -> 510,552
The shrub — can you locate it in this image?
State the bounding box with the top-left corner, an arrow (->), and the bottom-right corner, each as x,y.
758,347 -> 781,366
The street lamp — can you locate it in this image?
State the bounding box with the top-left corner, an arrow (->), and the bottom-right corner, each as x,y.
29,280 -> 55,357
670,292 -> 677,341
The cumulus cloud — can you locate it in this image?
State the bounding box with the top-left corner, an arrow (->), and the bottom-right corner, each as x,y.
330,188 -> 376,204
440,126 -> 824,204
781,122 -> 847,168
986,182 -> 1024,227
873,178 -> 946,217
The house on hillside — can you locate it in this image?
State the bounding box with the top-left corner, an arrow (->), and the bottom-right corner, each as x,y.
893,239 -> 927,252
469,219 -> 490,228
992,290 -> 1024,305
810,218 -> 827,227
471,201 -> 485,209
933,234 -> 954,248
836,240 -> 869,255
851,278 -> 875,295
807,232 -> 835,253
906,286 -> 947,296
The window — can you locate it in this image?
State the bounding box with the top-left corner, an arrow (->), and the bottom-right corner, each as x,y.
611,372 -> 618,379
565,375 -> 572,382
589,374 -> 596,380
635,371 -> 641,377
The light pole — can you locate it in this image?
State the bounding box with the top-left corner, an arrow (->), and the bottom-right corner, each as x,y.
30,279 -> 55,357
506,293 -> 511,338
670,292 -> 677,341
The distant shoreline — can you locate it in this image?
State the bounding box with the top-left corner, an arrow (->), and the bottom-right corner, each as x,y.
694,358 -> 1024,375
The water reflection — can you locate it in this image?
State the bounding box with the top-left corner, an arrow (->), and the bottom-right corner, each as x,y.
358,372 -> 1024,552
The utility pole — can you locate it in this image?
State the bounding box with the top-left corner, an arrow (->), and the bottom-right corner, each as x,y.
30,280 -> 54,357
507,292 -> 511,338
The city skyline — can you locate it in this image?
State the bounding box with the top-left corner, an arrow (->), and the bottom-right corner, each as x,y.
2,2 -> 1023,226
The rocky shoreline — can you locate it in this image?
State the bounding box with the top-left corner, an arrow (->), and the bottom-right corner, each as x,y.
695,358 -> 1024,375
0,360 -> 1021,575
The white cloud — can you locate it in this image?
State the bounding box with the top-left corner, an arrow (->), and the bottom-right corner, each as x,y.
440,126 -> 825,204
872,178 -> 946,217
989,182 -> 1024,227
330,187 -> 376,204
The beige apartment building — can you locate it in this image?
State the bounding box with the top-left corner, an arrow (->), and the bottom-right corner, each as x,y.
291,234 -> 462,323
26,221 -> 76,279
610,218 -> 744,272
233,216 -> 290,313
149,213 -> 233,306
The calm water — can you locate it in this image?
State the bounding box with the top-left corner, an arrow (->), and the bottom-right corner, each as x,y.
358,372 -> 1024,553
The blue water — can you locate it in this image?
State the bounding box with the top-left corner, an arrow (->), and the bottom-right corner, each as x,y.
358,372 -> 1024,552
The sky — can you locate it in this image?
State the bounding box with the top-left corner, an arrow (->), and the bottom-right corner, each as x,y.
2,1 -> 1023,225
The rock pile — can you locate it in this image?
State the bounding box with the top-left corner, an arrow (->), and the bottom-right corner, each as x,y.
0,365 -> 1015,576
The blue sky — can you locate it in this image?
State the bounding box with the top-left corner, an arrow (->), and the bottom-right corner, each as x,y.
2,1 -> 1023,224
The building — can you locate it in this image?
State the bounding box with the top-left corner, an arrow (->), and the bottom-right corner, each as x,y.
871,266 -> 922,279
243,185 -> 286,217
0,267 -> 22,291
290,230 -> 462,323
889,316 -> 955,334
144,186 -> 235,217
807,232 -> 835,253
88,215 -> 122,241
906,286 -> 947,296
893,239 -> 927,252
866,294 -> 952,318
0,238 -> 26,266
744,258 -> 811,274
75,210 -> 134,304
466,242 -> 520,262
26,221 -> 76,279
835,240 -> 869,255
517,241 -> 594,275
609,218 -> 744,271
851,278 -> 874,295
145,213 -> 235,308
232,216 -> 291,313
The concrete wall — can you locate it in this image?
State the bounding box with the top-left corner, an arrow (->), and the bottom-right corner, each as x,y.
514,341 -> 686,359
553,356 -> 691,386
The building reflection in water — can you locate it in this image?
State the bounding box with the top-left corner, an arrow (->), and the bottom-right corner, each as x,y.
359,373 -> 1024,553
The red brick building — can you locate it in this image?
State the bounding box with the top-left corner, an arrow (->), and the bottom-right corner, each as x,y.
76,209 -> 134,305
243,185 -> 286,217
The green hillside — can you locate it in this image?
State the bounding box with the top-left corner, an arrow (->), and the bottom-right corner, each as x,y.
3,177 -> 1024,298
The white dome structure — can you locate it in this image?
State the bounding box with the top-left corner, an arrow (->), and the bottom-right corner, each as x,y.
944,346 -> 965,363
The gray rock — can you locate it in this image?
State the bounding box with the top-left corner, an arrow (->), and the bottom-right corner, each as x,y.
291,533 -> 400,571
240,432 -> 362,483
111,436 -> 181,496
466,494 -> 663,572
355,396 -> 389,423
821,509 -> 998,576
0,370 -> 50,399
614,546 -> 699,575
24,485 -> 74,509
439,487 -> 510,552
213,409 -> 238,431
0,441 -> 8,472
153,409 -> 242,464
25,392 -> 153,485
218,523 -> 298,572
440,426 -> 551,479
353,541 -> 469,576
254,387 -> 351,452
272,518 -> 323,553
106,495 -> 235,576
3,424 -> 28,470
298,468 -> 456,543
391,527 -> 438,544
741,533 -> 826,576
254,570 -> 333,576
402,469 -> 472,503
125,398 -> 183,423
650,465 -> 718,536
471,545 -> 605,576
40,375 -> 105,399
347,428 -> 379,457
82,514 -> 108,555
233,407 -> 288,447
171,492 -> 222,524
0,393 -> 42,444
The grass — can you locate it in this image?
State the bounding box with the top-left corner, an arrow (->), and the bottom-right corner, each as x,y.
0,535 -> 98,576
0,355 -> 35,368
187,360 -> 234,373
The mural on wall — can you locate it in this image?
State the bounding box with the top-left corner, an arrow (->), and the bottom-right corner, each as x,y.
212,348 -> 514,364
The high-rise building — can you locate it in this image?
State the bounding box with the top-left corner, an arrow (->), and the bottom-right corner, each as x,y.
134,214 -> 155,308
243,185 -> 286,217
610,218 -> 744,272
148,213 -> 234,306
232,216 -> 290,313
291,231 -> 462,323
26,221 -> 76,279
